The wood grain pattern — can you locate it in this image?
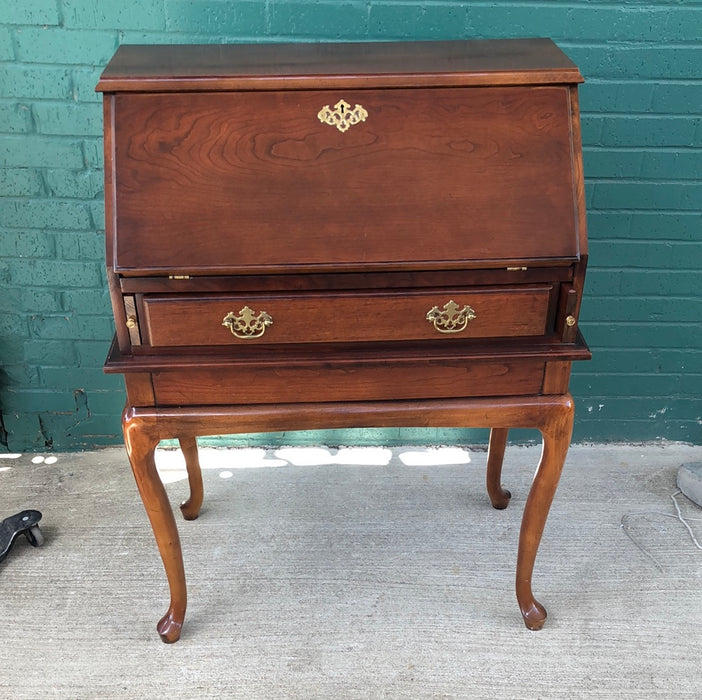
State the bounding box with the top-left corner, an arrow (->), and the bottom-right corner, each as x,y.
140,286 -> 555,347
111,87 -> 578,274
151,359 -> 545,406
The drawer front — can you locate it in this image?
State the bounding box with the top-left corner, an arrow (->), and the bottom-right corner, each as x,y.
151,358 -> 546,406
140,286 -> 554,347
111,86 -> 578,274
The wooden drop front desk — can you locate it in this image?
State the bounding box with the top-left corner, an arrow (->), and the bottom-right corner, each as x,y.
98,38 -> 590,643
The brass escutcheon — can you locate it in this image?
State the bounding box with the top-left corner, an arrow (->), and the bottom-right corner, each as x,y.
317,99 -> 368,132
566,315 -> 577,327
222,307 -> 273,339
426,300 -> 477,334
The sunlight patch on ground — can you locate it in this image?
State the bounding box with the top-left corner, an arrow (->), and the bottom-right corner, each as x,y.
398,447 -> 472,466
155,446 -> 472,484
274,446 -> 393,467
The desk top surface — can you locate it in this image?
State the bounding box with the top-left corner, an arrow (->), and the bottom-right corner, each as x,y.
96,38 -> 583,92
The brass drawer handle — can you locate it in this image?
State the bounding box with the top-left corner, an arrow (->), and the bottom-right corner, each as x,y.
426,300 -> 476,334
317,99 -> 368,132
222,307 -> 273,339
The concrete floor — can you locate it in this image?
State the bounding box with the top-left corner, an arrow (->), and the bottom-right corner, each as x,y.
1,441 -> 701,699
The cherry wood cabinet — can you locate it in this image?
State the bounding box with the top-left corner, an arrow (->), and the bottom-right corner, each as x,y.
98,38 -> 590,643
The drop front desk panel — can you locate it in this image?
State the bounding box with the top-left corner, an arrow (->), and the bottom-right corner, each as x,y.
98,39 -> 590,643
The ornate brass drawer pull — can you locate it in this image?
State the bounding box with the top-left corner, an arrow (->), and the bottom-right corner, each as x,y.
222,307 -> 273,339
426,300 -> 477,334
317,99 -> 368,132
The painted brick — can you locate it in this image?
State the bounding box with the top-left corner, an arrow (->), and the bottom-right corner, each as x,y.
62,0 -> 166,31
583,150 -> 644,179
269,2 -> 368,38
572,418 -> 699,444
640,151 -> 702,180
584,296 -> 702,323
28,313 -> 114,341
570,6 -> 702,43
80,390 -> 130,414
23,339 -> 78,366
371,4 -> 468,39
0,27 -> 14,61
0,287 -> 60,313
0,412 -> 54,451
71,66 -> 104,103
89,201 -> 105,229
583,323 -> 699,350
165,1 -> 266,34
573,397 -> 700,424
61,288 -> 111,315
1,229 -> 55,258
2,363 -> 40,387
1,136 -> 85,169
599,116 -> 699,148
38,366 -> 122,391
573,373 -> 700,399
82,138 -> 104,169
7,259 -> 102,288
55,231 -> 104,260
464,4 -> 567,38
0,168 -> 44,197
579,116 -> 604,147
0,312 -> 27,336
577,348 -> 696,376
1,1 -> 701,449
0,334 -> 24,363
0,260 -> 12,283
0,103 -> 33,134
45,169 -> 103,199
586,270 -> 699,297
627,212 -> 700,241
580,81 -> 654,113
76,340 -> 115,367
115,30 -> 219,44
1,389 -> 78,414
0,0 -> 60,25
15,27 -> 117,65
0,199 -> 92,230
592,182 -> 701,212
652,83 -> 702,114
2,64 -> 73,99
565,46 -> 701,80
33,103 -> 102,137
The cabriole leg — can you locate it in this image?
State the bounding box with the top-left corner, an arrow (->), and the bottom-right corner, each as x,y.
515,399 -> 574,630
123,409 -> 187,643
178,437 -> 203,521
486,427 -> 511,509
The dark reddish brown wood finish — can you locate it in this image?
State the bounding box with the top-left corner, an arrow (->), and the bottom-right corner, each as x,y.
139,286 -> 555,347
110,87 -> 578,275
99,39 -> 590,642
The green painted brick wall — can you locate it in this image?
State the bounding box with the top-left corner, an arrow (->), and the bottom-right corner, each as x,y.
1,0 -> 701,451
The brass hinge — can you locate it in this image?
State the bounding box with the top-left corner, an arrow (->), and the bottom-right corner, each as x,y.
506,266 -> 528,271
169,274 -> 191,280
123,295 -> 141,346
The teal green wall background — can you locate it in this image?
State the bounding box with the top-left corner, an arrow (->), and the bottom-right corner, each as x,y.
1,1 -> 700,451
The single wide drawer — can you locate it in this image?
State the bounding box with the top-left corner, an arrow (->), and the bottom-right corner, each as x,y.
139,285 -> 554,347
151,358 -> 546,405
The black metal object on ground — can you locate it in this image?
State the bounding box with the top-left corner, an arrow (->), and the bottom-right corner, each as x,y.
0,510 -> 44,564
